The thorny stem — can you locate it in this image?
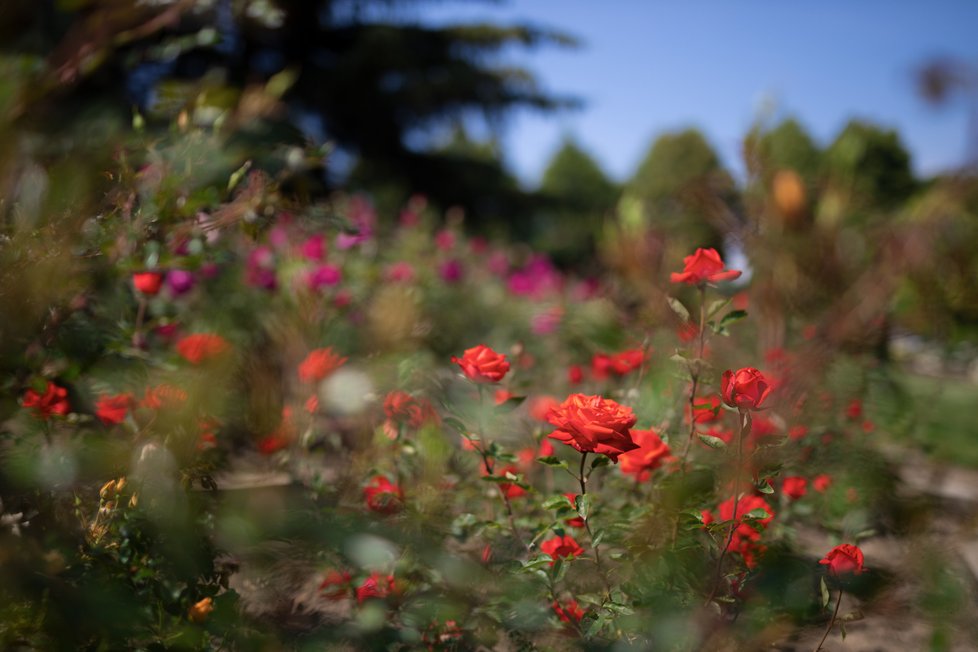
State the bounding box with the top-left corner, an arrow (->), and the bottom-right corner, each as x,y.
705,409 -> 751,605
813,587 -> 844,652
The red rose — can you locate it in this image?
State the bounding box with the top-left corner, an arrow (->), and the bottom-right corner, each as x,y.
670,248 -> 742,285
363,475 -> 404,514
591,348 -> 646,380
552,598 -> 585,623
540,534 -> 584,565
176,333 -> 229,364
483,464 -> 526,499
782,476 -> 808,500
567,365 -> 584,385
95,393 -> 134,426
546,393 -> 639,462
22,381 -> 70,420
355,572 -> 397,604
451,344 -> 510,383
812,474 -> 832,493
619,428 -> 672,481
298,347 -> 347,383
721,367 -> 772,411
132,271 -> 164,296
690,395 -> 723,424
819,544 -> 865,576
563,494 -> 585,528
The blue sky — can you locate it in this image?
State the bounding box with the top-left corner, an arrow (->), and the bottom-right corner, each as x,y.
411,0 -> 978,186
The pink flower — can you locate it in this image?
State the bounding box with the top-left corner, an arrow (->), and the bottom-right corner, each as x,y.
298,234 -> 325,261
386,262 -> 415,283
307,264 -> 342,290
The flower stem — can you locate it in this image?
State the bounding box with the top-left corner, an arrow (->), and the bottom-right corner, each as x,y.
705,409 -> 751,605
578,451 -> 611,593
679,285 -> 708,470
813,588 -> 844,652
475,385 -> 526,549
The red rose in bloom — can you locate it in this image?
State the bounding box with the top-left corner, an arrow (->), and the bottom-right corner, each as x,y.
451,344 -> 510,383
669,247 -> 742,285
140,384 -> 188,409
563,494 -> 585,528
355,572 -> 397,604
782,476 -> 808,500
819,544 -> 865,576
552,598 -> 585,624
813,474 -> 832,493
22,382 -> 70,420
298,347 -> 347,383
319,569 -> 353,600
845,398 -> 862,420
546,393 -> 639,462
364,475 -> 404,514
690,395 -> 723,424
304,394 -> 319,414
721,367 -> 772,411
540,535 -> 584,565
176,333 -> 229,364
703,495 -> 774,569
591,348 -> 646,380
95,393 -> 134,426
132,271 -> 164,296
482,464 -> 526,499
619,428 -> 672,482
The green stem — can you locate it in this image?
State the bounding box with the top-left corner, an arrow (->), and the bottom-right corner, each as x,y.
813,588 -> 844,652
705,409 -> 751,605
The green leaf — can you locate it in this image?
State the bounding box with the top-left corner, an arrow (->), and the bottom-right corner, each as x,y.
590,455 -> 611,471
227,160 -> 252,192
591,530 -> 605,547
667,297 -> 690,322
756,481 -> 775,494
820,577 -> 830,608
441,417 -> 468,434
495,395 -> 526,412
575,494 -> 591,520
537,456 -> 568,469
720,310 -> 748,328
840,620 -> 847,640
697,434 -> 728,450
542,495 -> 572,511
743,508 -> 770,520
706,297 -> 732,319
